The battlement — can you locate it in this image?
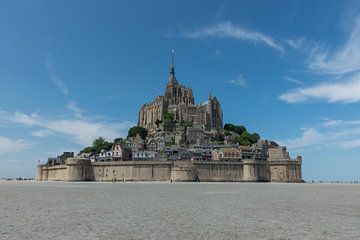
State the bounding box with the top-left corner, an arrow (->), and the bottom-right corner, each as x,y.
37,158 -> 302,183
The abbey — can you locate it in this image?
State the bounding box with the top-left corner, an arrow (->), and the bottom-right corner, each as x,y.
138,59 -> 223,131
36,53 -> 303,183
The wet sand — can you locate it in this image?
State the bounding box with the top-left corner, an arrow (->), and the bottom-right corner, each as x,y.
0,181 -> 359,240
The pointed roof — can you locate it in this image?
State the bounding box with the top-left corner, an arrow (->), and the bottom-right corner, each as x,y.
168,50 -> 178,84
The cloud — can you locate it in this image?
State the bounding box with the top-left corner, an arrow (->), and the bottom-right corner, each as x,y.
286,37 -> 307,50
284,76 -> 303,85
279,118 -> 360,151
205,49 -> 222,60
280,19 -> 360,104
46,53 -> 69,96
1,111 -> 134,146
32,129 -> 54,137
0,136 -> 33,154
279,74 -> 360,103
228,74 -> 247,87
183,21 -> 284,53
66,100 -> 85,118
322,118 -> 360,127
278,128 -> 324,151
309,19 -> 360,75
341,139 -> 360,148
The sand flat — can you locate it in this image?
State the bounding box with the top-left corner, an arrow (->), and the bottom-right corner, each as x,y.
0,182 -> 359,240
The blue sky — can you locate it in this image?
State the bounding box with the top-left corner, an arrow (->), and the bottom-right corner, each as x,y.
1,0 -> 360,180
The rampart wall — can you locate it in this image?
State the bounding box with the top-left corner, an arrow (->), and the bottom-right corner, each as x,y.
37,158 -> 302,182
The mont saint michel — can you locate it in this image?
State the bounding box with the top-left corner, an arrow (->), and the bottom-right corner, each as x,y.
4,1 -> 360,240
36,56 -> 302,182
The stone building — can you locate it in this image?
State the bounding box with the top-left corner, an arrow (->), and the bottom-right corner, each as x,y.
138,56 -> 223,131
112,143 -> 132,161
267,147 -> 302,182
212,147 -> 242,161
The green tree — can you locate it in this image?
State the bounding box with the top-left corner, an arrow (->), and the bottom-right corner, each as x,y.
235,132 -> 260,146
163,112 -> 175,132
249,132 -> 260,144
128,126 -> 148,139
180,121 -> 193,131
113,138 -> 125,144
235,132 -> 250,146
214,133 -> 225,143
79,137 -> 113,154
93,137 -> 106,147
224,123 -> 247,135
224,130 -> 231,136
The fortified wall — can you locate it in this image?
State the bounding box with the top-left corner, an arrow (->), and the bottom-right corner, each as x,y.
37,147 -> 302,182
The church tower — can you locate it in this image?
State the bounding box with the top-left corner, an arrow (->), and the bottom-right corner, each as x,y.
165,51 -> 194,105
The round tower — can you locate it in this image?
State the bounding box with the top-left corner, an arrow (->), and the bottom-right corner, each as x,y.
65,158 -> 93,181
36,165 -> 43,181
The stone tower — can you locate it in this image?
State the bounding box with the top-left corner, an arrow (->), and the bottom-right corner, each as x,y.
138,51 -> 223,131
164,52 -> 194,106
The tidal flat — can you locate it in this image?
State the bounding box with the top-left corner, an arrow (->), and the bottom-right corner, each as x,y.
0,181 -> 359,240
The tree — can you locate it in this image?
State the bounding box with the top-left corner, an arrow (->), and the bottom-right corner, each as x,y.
235,132 -> 260,146
180,121 -> 193,131
114,138 -> 125,144
163,112 -> 175,132
224,123 -> 261,146
128,126 -> 148,139
249,133 -> 260,144
214,133 -> 225,143
224,130 -> 231,136
93,137 -> 106,147
155,119 -> 162,128
270,141 -> 279,147
224,123 -> 247,135
79,137 -> 113,154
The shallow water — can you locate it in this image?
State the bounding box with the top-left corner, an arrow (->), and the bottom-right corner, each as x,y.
0,181 -> 359,240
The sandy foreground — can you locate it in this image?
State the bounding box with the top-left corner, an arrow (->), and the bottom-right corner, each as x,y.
0,181 -> 359,240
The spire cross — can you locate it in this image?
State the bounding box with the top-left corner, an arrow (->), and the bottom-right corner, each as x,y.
171,49 -> 175,66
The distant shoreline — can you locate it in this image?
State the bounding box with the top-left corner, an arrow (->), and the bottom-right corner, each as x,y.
1,179 -> 359,185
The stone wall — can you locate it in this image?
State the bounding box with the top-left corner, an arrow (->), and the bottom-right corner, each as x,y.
194,161 -> 244,182
37,158 -> 302,182
269,161 -> 302,182
39,165 -> 67,181
171,160 -> 196,182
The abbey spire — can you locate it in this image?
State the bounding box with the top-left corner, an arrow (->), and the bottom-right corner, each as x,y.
168,50 -> 178,84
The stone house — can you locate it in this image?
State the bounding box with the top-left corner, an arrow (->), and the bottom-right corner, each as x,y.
211,147 -> 242,161
112,143 -> 132,161
99,149 -> 113,161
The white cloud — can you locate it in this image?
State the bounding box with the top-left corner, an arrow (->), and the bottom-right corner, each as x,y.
286,37 -> 307,50
0,136 -> 33,154
46,53 -> 69,96
280,19 -> 360,104
228,74 -> 247,87
1,111 -> 134,146
309,19 -> 360,75
322,118 -> 360,127
32,129 -> 54,137
66,100 -> 85,118
279,74 -> 360,103
341,139 -> 360,149
284,76 -> 303,85
278,128 -> 324,151
183,21 -> 284,53
279,118 -> 360,151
